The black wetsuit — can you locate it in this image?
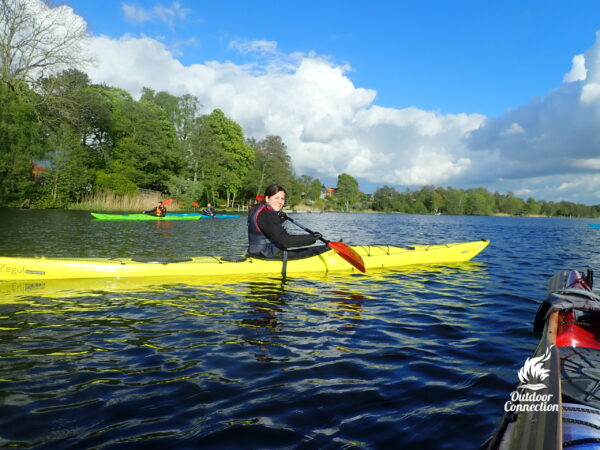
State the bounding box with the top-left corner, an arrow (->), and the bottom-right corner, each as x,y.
248,204 -> 326,259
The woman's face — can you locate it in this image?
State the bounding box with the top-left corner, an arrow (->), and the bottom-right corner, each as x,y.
266,190 -> 285,212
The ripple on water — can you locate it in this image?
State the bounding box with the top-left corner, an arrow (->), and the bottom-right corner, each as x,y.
0,213 -> 596,448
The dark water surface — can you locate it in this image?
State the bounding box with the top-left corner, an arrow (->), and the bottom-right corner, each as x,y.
1,209 -> 599,449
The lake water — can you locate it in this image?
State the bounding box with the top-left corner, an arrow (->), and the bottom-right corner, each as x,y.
0,209 -> 599,449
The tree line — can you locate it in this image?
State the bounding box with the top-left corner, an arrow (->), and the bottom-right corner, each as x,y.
2,69 -> 599,217
0,61 -> 341,210
370,185 -> 600,217
1,0 -> 598,217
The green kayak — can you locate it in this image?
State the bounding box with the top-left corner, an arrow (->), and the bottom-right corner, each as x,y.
91,213 -> 241,221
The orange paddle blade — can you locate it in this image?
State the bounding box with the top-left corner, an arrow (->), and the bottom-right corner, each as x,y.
191,201 -> 200,207
162,199 -> 174,206
327,241 -> 366,273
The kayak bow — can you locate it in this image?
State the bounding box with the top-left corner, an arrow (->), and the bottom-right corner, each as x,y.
0,240 -> 489,281
487,269 -> 600,449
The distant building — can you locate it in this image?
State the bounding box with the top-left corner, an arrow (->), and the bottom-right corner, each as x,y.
31,163 -> 46,178
320,185 -> 337,198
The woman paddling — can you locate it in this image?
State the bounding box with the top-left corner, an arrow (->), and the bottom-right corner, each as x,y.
247,184 -> 328,259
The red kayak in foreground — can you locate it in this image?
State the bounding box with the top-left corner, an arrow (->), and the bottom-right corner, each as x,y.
487,269 -> 600,449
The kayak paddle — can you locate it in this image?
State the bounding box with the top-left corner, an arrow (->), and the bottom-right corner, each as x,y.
162,199 -> 174,206
284,215 -> 366,273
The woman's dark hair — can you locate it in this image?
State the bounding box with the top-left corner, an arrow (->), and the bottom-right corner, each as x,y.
263,184 -> 287,199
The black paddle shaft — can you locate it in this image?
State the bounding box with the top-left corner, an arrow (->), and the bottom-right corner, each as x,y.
283,215 -> 329,244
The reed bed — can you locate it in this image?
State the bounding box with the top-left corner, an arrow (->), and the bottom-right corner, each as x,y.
68,192 -> 187,213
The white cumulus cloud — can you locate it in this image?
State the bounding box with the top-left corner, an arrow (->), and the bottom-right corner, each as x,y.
564,54 -> 587,83
465,30 -> 600,203
36,1 -> 600,204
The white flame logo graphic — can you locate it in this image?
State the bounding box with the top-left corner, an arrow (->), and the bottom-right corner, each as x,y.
517,345 -> 553,391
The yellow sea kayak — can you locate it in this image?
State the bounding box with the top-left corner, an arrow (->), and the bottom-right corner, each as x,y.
0,240 -> 489,281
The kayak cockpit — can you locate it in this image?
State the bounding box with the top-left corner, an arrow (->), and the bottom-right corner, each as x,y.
488,269 -> 600,450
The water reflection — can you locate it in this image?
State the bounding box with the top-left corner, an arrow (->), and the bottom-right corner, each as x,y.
0,259 -> 498,448
330,290 -> 365,321
0,261 -> 489,305
242,281 -> 286,328
155,220 -> 174,235
239,280 -> 287,362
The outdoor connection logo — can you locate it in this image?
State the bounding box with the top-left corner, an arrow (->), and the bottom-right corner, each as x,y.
504,345 -> 559,413
517,345 -> 552,390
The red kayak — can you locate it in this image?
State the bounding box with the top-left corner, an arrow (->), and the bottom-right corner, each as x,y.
487,269 -> 600,449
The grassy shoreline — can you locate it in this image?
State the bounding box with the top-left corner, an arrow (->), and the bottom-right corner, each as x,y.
68,192 -> 249,213
65,193 -> 567,218
67,192 -> 183,213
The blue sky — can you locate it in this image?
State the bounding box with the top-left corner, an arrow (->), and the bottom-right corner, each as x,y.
52,0 -> 600,203
66,0 -> 600,116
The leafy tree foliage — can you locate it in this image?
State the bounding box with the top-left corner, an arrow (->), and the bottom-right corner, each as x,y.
369,185 -> 599,217
106,89 -> 183,191
141,89 -> 201,142
0,82 -> 41,205
94,171 -> 138,197
294,176 -> 323,203
524,197 -> 541,215
166,175 -> 203,204
464,188 -> 494,216
309,179 -> 323,202
243,135 -> 295,200
336,173 -> 360,211
36,123 -> 94,207
189,109 -> 254,206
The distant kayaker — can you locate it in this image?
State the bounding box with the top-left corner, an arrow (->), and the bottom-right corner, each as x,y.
202,203 -> 216,217
247,184 -> 326,259
145,202 -> 167,217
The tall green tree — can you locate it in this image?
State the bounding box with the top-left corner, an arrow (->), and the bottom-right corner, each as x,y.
141,89 -> 203,199
336,173 -> 360,211
443,187 -> 465,215
524,197 -> 541,215
141,89 -> 201,143
414,185 -> 444,214
190,109 -> 253,206
555,201 -> 578,217
308,178 -> 323,202
37,69 -> 111,166
464,188 -> 494,215
0,82 -> 41,205
190,113 -> 221,200
498,192 -> 524,215
244,135 -> 294,199
106,88 -> 183,191
36,124 -> 94,206
372,186 -> 396,211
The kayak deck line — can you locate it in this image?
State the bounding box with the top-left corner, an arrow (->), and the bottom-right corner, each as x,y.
0,240 -> 489,281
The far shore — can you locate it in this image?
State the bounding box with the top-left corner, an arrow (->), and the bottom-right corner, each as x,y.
20,193 -> 591,219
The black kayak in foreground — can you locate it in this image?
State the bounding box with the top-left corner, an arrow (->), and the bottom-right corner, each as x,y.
487,269 -> 600,449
